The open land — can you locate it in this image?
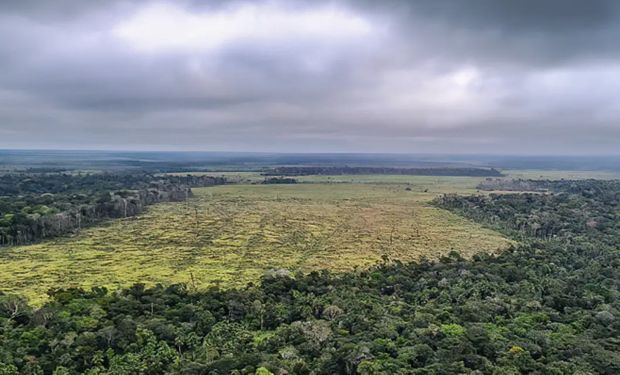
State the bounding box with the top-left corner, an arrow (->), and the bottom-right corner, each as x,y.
0,176 -> 513,304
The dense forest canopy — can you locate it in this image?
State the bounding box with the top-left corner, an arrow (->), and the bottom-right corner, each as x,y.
0,173 -> 226,246
1,179 -> 619,374
476,178 -> 620,193
444,179 -> 620,243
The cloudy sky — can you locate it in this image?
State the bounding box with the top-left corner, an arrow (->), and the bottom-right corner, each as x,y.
0,0 -> 619,154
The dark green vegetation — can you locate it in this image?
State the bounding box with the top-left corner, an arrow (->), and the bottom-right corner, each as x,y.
261,177 -> 298,184
1,179 -> 619,374
0,174 -> 225,245
476,178 -> 620,193
449,179 -> 620,242
263,167 -> 503,177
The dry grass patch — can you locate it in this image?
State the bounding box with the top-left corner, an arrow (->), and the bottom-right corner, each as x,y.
1,180 -> 513,304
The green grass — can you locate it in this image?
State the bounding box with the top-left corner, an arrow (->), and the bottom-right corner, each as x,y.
1,178 -> 514,305
169,169 -> 620,183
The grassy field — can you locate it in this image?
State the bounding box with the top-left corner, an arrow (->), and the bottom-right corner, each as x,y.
172,169 -> 620,182
1,177 -> 514,304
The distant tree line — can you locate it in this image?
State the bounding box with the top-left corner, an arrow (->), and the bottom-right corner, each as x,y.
0,173 -> 226,246
262,166 -> 503,177
476,178 -> 620,193
441,179 -> 620,242
0,179 -> 619,373
261,177 -> 298,184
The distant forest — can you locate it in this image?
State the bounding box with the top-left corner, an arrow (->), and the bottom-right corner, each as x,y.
3,150 -> 620,172
0,173 -> 226,246
261,177 -> 298,184
1,179 -> 618,374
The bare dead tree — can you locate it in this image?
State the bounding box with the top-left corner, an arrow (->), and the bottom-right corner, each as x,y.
189,270 -> 197,291
194,206 -> 200,239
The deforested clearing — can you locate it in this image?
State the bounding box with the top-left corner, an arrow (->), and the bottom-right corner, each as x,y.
1,179 -> 513,304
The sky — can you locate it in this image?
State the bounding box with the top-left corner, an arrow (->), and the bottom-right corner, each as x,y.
0,0 -> 619,154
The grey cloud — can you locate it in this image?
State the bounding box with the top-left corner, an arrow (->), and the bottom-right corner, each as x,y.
350,0 -> 620,69
0,0 -> 619,154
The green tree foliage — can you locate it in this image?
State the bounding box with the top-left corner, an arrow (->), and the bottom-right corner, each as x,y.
0,179 -> 619,373
0,173 -> 225,245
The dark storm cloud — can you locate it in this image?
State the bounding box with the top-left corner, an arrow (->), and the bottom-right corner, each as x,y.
347,0 -> 620,74
0,0 -> 619,153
